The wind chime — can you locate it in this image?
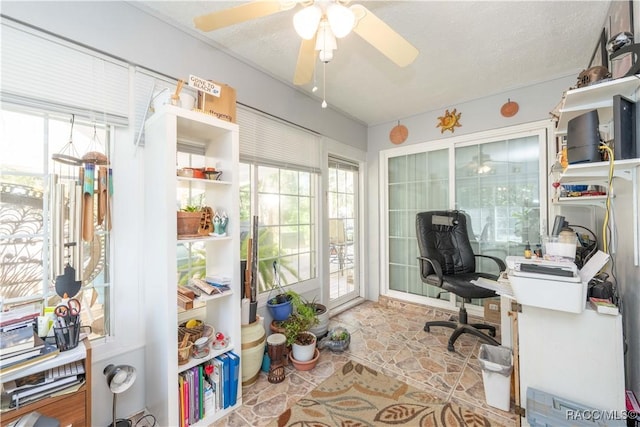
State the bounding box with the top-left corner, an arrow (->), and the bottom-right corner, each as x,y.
50,116 -> 112,299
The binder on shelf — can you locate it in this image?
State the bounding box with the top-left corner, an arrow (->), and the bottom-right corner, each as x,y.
217,354 -> 231,409
227,352 -> 240,407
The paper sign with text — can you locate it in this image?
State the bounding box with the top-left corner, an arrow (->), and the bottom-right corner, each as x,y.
188,75 -> 221,98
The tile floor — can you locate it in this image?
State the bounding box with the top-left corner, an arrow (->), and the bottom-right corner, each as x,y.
214,298 -> 517,426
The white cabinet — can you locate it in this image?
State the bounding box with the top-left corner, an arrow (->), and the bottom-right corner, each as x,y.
143,105 -> 241,426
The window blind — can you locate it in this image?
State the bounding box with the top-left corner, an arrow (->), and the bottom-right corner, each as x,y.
237,106 -> 321,172
1,18 -> 129,126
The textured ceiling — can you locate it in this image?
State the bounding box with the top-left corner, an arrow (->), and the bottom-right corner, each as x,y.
134,1 -> 612,126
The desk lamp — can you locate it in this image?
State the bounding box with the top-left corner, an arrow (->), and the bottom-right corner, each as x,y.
103,364 -> 136,427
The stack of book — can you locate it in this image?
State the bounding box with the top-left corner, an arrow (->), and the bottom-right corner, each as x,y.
0,327 -> 60,376
2,360 -> 85,408
0,305 -> 62,378
178,352 -> 239,427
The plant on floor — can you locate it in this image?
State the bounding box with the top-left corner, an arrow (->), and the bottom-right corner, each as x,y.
283,294 -> 319,347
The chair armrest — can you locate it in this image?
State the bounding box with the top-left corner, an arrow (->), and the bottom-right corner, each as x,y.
474,254 -> 507,271
417,256 -> 444,286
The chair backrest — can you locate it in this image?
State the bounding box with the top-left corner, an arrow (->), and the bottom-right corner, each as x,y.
416,210 -> 476,277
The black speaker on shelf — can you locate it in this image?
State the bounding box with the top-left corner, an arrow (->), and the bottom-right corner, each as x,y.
567,110 -> 602,164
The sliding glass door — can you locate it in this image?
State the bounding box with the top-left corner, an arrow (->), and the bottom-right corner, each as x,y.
382,124 -> 549,312
388,148 -> 449,298
327,157 -> 360,307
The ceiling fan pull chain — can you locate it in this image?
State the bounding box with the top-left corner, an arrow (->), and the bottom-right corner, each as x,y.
322,61 -> 327,108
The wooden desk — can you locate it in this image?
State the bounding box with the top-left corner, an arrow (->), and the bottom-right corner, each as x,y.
1,339 -> 91,427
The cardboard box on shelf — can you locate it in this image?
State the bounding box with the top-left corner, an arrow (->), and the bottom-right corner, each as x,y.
196,80 -> 237,123
484,298 -> 501,324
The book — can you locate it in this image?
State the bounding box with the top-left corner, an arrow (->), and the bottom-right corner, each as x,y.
227,352 -> 240,407
178,376 -> 185,427
0,348 -> 43,370
198,365 -> 204,420
2,359 -> 83,395
0,341 -> 59,376
217,354 -> 231,409
12,377 -> 83,408
211,358 -> 223,411
0,304 -> 40,330
0,335 -> 46,367
12,374 -> 78,402
0,325 -> 35,356
589,297 -> 619,315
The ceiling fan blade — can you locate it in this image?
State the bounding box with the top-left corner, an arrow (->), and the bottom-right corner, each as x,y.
350,4 -> 418,67
293,36 -> 316,85
194,1 -> 291,32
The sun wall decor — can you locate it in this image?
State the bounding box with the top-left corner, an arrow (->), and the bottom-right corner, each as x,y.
436,108 -> 462,133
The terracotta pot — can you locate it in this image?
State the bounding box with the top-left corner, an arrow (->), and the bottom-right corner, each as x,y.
177,211 -> 201,237
289,348 -> 320,371
270,320 -> 286,334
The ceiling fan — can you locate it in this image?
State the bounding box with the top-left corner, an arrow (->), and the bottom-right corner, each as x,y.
193,0 -> 419,86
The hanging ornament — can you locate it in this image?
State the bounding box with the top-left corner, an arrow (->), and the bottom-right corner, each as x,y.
389,121 -> 408,145
436,108 -> 462,133
500,99 -> 519,118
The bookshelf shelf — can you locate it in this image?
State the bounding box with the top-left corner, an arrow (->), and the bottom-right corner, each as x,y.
177,344 -> 236,374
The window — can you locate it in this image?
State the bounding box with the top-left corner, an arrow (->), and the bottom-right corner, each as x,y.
239,162 -> 317,293
0,107 -> 111,338
236,105 -> 321,295
1,18 -> 131,342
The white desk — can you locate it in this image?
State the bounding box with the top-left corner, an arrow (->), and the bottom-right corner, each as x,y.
517,304 -> 625,425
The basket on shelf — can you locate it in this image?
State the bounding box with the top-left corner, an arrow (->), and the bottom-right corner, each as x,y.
178,320 -> 204,342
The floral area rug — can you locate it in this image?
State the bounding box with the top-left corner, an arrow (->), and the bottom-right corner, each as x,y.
271,360 -> 504,427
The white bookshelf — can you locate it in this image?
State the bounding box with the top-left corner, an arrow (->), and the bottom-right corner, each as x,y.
143,104 -> 241,426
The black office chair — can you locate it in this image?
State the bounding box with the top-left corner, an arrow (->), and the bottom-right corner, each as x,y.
416,210 -> 506,352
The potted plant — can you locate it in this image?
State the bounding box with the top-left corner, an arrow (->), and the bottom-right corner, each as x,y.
177,205 -> 202,237
308,302 -> 329,339
283,293 -> 320,367
318,326 -> 351,352
266,261 -> 294,321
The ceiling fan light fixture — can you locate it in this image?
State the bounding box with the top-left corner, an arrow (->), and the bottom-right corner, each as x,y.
326,3 -> 355,38
293,5 -> 322,40
316,20 -> 337,62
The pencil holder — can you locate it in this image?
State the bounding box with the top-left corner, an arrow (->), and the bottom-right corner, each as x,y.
53,320 -> 80,351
